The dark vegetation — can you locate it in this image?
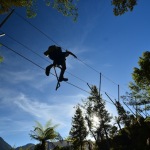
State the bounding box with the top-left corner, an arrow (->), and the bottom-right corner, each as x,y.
30,51 -> 150,150
1,1 -> 149,150
0,137 -> 12,150
0,0 -> 138,21
1,51 -> 150,150
0,0 -> 138,61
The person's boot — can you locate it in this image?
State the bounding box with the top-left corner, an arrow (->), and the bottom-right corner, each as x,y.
45,66 -> 51,76
59,77 -> 68,82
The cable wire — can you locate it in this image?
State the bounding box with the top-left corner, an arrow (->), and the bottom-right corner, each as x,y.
2,43 -> 115,106
2,43 -> 45,71
2,7 -> 129,93
1,30 -> 90,85
4,8 -> 129,99
1,43 -> 91,94
14,10 -> 61,47
13,10 -> 128,95
1,5 -> 133,113
1,30 -> 50,63
77,58 -> 100,74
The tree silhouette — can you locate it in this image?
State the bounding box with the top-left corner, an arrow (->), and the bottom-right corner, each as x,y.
0,0 -> 78,21
1,0 -> 139,21
83,85 -> 112,150
30,120 -> 58,150
70,105 -> 88,150
115,101 -> 131,127
112,0 -> 137,16
124,51 -> 150,113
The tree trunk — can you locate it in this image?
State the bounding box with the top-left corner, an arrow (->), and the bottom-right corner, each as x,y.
41,140 -> 46,150
103,125 -> 110,150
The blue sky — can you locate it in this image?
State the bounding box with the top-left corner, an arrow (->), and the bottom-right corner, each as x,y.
0,0 -> 150,147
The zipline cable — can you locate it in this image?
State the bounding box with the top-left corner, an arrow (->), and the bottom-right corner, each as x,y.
2,43 -> 45,71
3,9 -> 129,97
1,43 -> 91,94
14,10 -> 61,47
1,30 -> 50,63
2,7 -> 129,94
1,43 -> 115,106
1,30 -> 90,85
1,30 -> 118,102
1,6 -> 134,113
13,10 -> 126,89
77,58 -> 99,74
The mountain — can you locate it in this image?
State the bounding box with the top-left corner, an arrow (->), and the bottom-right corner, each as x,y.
0,137 -> 71,150
0,137 -> 34,150
0,137 -> 12,150
15,143 -> 35,150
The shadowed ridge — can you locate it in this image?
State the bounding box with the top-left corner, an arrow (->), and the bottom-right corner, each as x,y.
0,137 -> 12,150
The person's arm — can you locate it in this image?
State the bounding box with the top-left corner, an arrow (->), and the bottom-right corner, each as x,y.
66,50 -> 77,58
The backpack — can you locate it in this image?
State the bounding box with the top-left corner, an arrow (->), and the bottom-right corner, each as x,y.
44,45 -> 62,60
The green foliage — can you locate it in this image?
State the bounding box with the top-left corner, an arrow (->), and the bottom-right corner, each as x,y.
119,50 -> 150,149
34,143 -> 42,150
127,51 -> 150,112
0,55 -> 3,63
129,51 -> 150,100
145,117 -> 150,122
109,126 -> 118,139
30,120 -> 59,150
0,0 -> 33,14
115,101 -> 131,127
53,145 -> 71,150
53,145 -> 61,150
110,118 -> 150,150
1,0 -> 139,21
19,147 -> 23,150
0,0 -> 78,21
112,0 -> 137,16
52,0 -> 78,21
70,106 -> 88,150
132,51 -> 150,89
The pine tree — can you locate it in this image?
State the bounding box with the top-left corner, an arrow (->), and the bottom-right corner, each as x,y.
83,85 -> 112,150
115,101 -> 131,127
70,106 -> 88,150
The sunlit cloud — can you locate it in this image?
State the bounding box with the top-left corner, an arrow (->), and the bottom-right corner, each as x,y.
13,93 -> 86,127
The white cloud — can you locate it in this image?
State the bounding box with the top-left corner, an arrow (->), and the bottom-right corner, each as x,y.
13,93 -> 86,127
0,69 -> 36,84
0,117 -> 32,135
0,67 -> 56,92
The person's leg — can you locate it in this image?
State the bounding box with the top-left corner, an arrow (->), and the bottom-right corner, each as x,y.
59,62 -> 68,82
45,64 -> 53,76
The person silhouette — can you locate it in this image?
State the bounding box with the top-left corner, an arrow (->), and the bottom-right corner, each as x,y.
44,45 -> 77,82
